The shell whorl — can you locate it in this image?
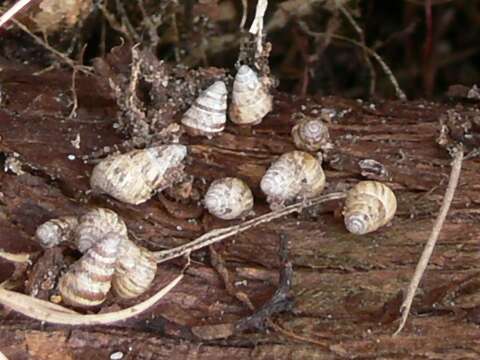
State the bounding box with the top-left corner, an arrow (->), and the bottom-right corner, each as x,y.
204,177 -> 254,220
229,65 -> 273,126
58,232 -> 121,307
292,117 -> 330,152
181,81 -> 227,137
90,145 -> 187,205
35,216 -> 79,248
343,181 -> 397,235
75,208 -> 128,253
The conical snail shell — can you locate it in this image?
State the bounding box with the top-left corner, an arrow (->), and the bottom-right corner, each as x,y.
58,232 -> 121,307
229,65 -> 273,126
75,208 -> 157,299
112,239 -> 157,299
181,81 -> 227,137
35,216 -> 79,248
90,145 -> 187,205
75,208 -> 128,253
291,117 -> 331,152
343,181 -> 397,235
260,151 -> 326,209
204,177 -> 254,220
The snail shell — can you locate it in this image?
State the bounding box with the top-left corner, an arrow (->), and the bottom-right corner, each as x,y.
181,81 -> 227,137
35,216 -> 79,248
343,181 -> 397,235
291,116 -> 331,152
204,177 -> 254,220
229,65 -> 273,126
75,208 -> 157,299
90,145 -> 187,205
260,151 -> 326,209
58,232 -> 121,307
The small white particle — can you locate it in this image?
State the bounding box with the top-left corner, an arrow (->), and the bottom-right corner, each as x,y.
110,351 -> 124,360
67,154 -> 76,161
176,225 -> 183,231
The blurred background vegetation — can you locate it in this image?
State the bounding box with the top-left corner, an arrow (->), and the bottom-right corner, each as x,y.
2,0 -> 480,99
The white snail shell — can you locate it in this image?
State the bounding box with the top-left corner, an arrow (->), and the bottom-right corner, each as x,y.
181,81 -> 227,137
58,232 -> 121,307
291,116 -> 331,152
229,65 -> 273,126
260,151 -> 326,209
35,216 -> 79,248
204,177 -> 254,220
90,145 -> 187,205
343,181 -> 397,235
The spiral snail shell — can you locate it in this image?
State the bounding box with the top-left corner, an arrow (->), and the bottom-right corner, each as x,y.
181,81 -> 227,138
35,216 -> 79,248
260,151 -> 326,209
90,145 -> 187,205
291,116 -> 331,152
229,65 -> 273,126
343,181 -> 397,235
204,177 -> 254,220
58,232 -> 121,307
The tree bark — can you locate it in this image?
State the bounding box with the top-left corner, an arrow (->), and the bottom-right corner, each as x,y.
0,63 -> 480,359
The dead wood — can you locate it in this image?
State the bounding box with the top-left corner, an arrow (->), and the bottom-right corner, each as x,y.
0,63 -> 480,359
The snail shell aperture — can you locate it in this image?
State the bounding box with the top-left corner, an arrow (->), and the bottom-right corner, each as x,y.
229,65 -> 273,126
343,181 -> 397,235
204,177 -> 254,220
260,151 -> 326,209
90,145 -> 187,205
181,81 -> 227,137
291,116 -> 331,152
58,232 -> 121,307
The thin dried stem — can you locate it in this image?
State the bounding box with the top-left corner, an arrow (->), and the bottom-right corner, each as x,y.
0,0 -> 34,28
0,250 -> 31,263
240,0 -> 248,29
154,192 -> 346,264
249,0 -> 268,56
394,147 -> 464,335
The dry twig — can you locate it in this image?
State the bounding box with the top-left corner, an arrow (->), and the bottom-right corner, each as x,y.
394,146 -> 464,335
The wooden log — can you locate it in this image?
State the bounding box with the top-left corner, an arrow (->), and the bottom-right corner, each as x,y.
0,63 -> 479,359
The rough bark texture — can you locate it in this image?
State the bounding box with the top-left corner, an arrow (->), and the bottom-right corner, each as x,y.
1,63 -> 480,359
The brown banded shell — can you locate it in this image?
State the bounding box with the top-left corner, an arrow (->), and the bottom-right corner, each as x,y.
343,181 -> 397,235
229,65 -> 273,126
112,239 -> 157,299
260,151 -> 326,209
181,81 -> 227,138
204,177 -> 254,220
58,232 -> 121,307
291,116 -> 331,152
90,145 -> 187,205
35,216 -> 79,248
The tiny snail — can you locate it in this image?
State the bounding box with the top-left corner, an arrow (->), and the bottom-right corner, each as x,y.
35,216 -> 79,248
291,115 -> 332,152
260,151 -> 326,209
343,181 -> 397,235
90,145 -> 187,205
204,177 -> 254,220
181,81 -> 227,138
229,65 -> 273,126
58,232 -> 121,307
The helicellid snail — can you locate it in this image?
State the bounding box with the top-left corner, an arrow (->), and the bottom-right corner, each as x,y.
260,151 -> 326,209
229,65 -> 273,126
35,216 -> 79,249
181,81 -> 227,138
204,177 -> 254,220
291,115 -> 332,152
343,181 -> 397,235
90,145 -> 187,205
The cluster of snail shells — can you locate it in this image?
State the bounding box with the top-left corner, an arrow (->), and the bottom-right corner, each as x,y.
291,115 -> 332,153
180,65 -> 273,137
260,151 -> 326,210
204,177 -> 254,220
90,144 -> 187,205
343,181 -> 397,235
35,208 -> 157,307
